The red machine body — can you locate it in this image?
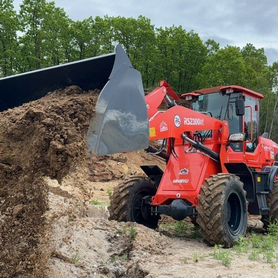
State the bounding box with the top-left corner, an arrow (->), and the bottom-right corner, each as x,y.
105,47 -> 278,247
145,81 -> 278,209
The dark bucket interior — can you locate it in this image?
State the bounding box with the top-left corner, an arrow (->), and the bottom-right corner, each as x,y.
0,53 -> 115,112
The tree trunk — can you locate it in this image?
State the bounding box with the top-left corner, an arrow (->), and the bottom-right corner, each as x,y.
264,96 -> 270,132
269,95 -> 278,138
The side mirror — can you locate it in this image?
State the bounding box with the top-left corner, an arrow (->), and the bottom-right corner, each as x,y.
236,98 -> 245,116
229,133 -> 245,142
261,132 -> 269,139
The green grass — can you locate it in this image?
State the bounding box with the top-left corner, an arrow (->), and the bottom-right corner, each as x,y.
107,188 -> 113,198
117,224 -> 138,241
110,224 -> 138,263
269,221 -> 278,237
159,220 -> 202,239
71,252 -> 81,266
233,236 -> 249,254
128,226 -> 138,241
148,218 -> 277,268
192,252 -> 201,263
234,223 -> 278,265
90,199 -> 104,206
110,254 -> 129,262
213,245 -> 232,267
212,222 -> 278,268
174,221 -> 189,237
181,253 -> 209,264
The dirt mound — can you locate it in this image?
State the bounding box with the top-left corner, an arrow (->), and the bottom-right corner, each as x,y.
0,86 -> 98,277
90,151 -> 165,182
0,84 -> 166,277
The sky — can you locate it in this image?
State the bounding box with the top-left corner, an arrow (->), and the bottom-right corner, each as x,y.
13,0 -> 278,64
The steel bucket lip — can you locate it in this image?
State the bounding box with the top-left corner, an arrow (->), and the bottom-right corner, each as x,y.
0,52 -> 115,82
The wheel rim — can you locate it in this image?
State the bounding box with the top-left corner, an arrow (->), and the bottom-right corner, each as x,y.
132,190 -> 151,224
226,192 -> 243,235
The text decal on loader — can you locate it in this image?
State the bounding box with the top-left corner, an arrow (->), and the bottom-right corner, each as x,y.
184,118 -> 204,126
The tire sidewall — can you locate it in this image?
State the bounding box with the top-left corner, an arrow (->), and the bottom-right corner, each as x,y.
222,178 -> 248,242
127,179 -> 159,228
270,181 -> 278,222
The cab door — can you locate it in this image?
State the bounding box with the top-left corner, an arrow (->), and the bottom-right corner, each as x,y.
244,96 -> 261,166
244,96 -> 259,153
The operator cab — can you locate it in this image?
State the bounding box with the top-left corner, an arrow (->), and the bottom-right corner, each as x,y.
182,86 -> 263,153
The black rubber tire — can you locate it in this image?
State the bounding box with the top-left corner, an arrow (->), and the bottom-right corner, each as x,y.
108,176 -> 159,229
190,215 -> 198,226
196,174 -> 248,247
269,183 -> 278,222
262,180 -> 278,229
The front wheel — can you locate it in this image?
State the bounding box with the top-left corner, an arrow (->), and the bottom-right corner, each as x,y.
108,176 -> 159,229
197,174 -> 248,247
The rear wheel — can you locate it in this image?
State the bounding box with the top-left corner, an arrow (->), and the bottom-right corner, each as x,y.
262,180 -> 278,229
197,174 -> 248,247
108,176 -> 159,229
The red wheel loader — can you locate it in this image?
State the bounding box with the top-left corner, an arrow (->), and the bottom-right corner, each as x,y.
1,45 -> 277,247
88,46 -> 278,247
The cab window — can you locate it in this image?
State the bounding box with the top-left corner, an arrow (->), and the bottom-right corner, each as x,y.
244,96 -> 259,151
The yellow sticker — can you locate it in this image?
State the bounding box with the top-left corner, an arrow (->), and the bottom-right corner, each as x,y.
149,127 -> 156,137
257,176 -> 261,183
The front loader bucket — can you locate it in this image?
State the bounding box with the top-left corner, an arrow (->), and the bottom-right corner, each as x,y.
0,45 -> 149,156
87,45 -> 149,155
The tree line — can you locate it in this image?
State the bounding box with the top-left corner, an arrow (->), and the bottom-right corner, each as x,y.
0,0 -> 277,141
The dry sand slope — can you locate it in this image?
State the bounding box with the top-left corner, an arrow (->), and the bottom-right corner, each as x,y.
0,86 -> 276,278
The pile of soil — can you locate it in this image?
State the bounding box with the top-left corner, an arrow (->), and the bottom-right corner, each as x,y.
0,86 -> 98,277
89,151 -> 165,182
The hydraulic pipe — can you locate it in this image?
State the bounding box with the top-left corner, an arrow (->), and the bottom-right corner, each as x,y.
182,134 -> 220,162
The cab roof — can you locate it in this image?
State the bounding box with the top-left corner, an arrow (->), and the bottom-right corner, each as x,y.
181,85 -> 264,100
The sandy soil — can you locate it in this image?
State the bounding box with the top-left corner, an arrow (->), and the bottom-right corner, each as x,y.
0,86 -> 276,278
44,174 -> 278,278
